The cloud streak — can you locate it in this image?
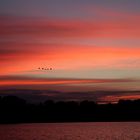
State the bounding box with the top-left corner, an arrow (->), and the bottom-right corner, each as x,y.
0,75 -> 139,90
0,16 -> 139,39
1,16 -> 140,76
0,88 -> 140,103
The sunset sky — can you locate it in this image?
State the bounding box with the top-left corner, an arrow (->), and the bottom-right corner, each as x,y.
0,0 -> 140,103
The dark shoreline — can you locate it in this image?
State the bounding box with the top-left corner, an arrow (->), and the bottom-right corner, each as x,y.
1,95 -> 140,124
0,121 -> 140,125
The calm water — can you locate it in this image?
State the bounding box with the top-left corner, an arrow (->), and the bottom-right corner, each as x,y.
0,122 -> 140,140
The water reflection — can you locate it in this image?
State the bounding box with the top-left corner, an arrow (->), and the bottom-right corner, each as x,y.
0,122 -> 140,140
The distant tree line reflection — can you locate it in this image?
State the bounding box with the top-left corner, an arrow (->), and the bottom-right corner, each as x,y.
0,96 -> 140,123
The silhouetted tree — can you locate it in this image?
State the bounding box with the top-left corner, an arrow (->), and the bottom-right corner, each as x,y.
0,95 -> 140,123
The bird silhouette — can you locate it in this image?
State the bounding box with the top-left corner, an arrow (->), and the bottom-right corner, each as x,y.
38,67 -> 53,71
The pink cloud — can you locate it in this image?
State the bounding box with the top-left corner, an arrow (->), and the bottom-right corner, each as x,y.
0,75 -> 139,86
0,16 -> 139,39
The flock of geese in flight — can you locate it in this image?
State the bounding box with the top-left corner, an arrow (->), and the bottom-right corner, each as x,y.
38,67 -> 53,71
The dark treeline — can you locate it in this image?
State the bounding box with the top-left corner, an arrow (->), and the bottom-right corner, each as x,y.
1,95 -> 140,123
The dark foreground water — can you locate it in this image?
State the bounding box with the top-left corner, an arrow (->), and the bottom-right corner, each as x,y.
0,122 -> 140,140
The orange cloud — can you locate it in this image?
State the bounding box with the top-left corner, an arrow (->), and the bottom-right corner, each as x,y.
0,43 -> 140,75
0,16 -> 140,77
